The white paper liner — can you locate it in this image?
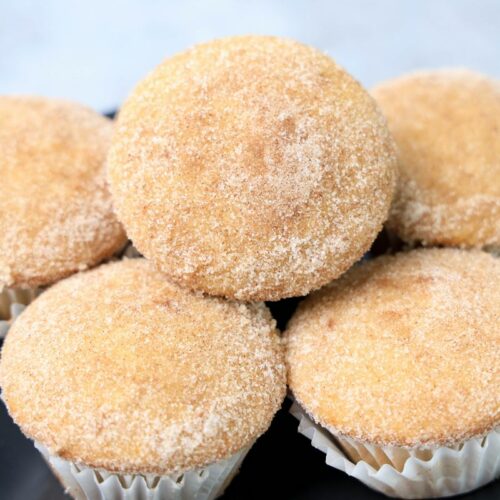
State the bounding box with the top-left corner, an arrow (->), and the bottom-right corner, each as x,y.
0,287 -> 40,338
290,401 -> 500,498
115,242 -> 142,260
36,442 -> 250,500
121,244 -> 142,259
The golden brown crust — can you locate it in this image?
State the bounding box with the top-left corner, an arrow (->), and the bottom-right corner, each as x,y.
0,259 -> 286,474
285,249 -> 500,447
372,69 -> 500,249
108,36 -> 397,301
0,96 -> 127,290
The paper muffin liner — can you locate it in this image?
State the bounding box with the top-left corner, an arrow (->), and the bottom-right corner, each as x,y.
120,243 -> 143,260
0,287 -> 40,338
35,442 -> 250,500
290,401 -> 500,498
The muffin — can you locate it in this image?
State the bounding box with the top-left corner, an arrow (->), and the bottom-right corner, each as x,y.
0,96 -> 126,335
372,69 -> 500,250
108,35 -> 397,301
0,259 -> 285,499
285,249 -> 500,498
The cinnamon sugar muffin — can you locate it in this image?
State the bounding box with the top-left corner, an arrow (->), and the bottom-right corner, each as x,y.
0,259 -> 285,499
285,249 -> 500,498
108,35 -> 397,301
372,69 -> 500,250
0,96 -> 126,333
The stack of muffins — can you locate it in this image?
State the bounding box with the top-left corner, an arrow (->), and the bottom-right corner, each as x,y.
0,36 -> 498,500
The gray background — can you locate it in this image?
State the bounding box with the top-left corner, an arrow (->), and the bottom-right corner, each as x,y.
1,0 -> 499,112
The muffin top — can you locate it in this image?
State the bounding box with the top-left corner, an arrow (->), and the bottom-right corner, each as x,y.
0,259 -> 286,474
285,248 -> 499,447
0,96 -> 126,290
372,69 -> 500,249
108,35 -> 397,301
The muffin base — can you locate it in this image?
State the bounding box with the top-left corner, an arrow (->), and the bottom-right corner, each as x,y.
290,401 -> 500,499
0,287 -> 40,338
36,442 -> 250,500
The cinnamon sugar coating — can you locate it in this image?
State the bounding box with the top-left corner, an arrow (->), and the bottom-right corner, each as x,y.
0,96 -> 126,290
108,36 -> 397,301
0,259 -> 286,474
373,69 -> 500,249
285,248 -> 500,447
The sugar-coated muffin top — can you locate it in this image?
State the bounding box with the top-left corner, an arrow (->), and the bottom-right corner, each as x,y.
108,35 -> 397,301
0,259 -> 286,474
285,248 -> 500,447
0,96 -> 126,290
373,69 -> 500,249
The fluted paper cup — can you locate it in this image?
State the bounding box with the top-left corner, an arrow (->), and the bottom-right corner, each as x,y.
290,401 -> 500,498
36,442 -> 250,500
